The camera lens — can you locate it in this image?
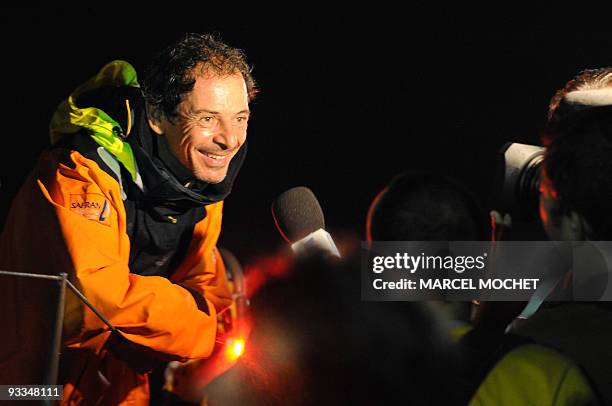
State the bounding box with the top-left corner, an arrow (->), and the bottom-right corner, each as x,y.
517,152 -> 543,218
496,142 -> 545,219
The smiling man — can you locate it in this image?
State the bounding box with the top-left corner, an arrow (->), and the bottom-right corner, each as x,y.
149,71 -> 249,184
145,54 -> 253,186
0,33 -> 257,405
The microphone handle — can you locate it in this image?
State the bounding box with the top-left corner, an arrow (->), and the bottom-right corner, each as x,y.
291,228 -> 341,258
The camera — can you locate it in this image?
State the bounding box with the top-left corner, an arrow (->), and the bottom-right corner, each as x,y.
495,142 -> 545,220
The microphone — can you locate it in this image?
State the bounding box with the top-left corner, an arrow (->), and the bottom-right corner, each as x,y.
271,186 -> 341,259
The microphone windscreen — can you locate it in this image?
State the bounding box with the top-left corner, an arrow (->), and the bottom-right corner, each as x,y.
271,186 -> 325,243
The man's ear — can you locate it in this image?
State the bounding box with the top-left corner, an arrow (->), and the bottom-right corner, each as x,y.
562,211 -> 592,241
146,104 -> 164,135
576,212 -> 594,240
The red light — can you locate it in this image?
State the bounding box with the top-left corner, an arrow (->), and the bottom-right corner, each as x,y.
226,338 -> 245,361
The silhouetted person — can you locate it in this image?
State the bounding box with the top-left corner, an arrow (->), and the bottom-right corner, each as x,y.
366,171 -> 490,338
203,252 -> 461,405
466,68 -> 612,406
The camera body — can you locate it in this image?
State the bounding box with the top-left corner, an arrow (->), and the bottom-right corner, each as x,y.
495,142 -> 545,221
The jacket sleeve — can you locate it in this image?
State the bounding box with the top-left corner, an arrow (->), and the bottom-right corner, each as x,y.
35,149 -> 220,360
468,344 -> 596,406
170,201 -> 234,315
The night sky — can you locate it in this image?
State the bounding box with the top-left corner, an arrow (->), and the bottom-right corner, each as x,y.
2,8 -> 612,264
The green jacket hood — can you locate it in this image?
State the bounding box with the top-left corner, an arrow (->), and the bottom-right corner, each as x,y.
49,60 -> 141,181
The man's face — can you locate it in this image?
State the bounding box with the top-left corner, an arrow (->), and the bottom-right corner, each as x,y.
153,72 -> 250,184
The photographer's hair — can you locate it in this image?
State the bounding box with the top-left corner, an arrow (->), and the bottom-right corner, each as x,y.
548,67 -> 612,122
366,171 -> 490,241
141,32 -> 258,122
542,105 -> 612,239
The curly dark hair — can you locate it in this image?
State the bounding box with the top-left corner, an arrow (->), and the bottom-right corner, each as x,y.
367,171 -> 490,241
141,32 -> 258,121
543,105 -> 612,239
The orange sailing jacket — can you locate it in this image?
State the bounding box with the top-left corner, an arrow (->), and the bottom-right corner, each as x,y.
0,61 -> 238,405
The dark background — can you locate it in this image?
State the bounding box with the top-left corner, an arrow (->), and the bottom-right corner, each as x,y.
2,8 -> 612,264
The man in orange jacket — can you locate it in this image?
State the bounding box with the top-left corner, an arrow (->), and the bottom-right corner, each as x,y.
0,32 -> 257,405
